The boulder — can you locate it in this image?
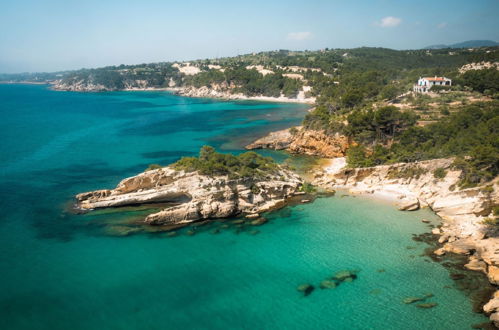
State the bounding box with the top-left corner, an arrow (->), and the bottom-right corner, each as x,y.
334,270 -> 356,281
320,280 -> 337,289
416,303 -> 438,309
250,218 -> 268,226
443,240 -> 475,255
398,199 -> 420,211
103,225 -> 141,237
487,266 -> 499,285
404,297 -> 424,304
432,228 -> 441,235
465,257 -> 487,273
297,284 -> 315,296
434,248 -> 446,256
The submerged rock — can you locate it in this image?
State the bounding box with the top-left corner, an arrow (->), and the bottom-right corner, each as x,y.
333,270 -> 357,281
403,297 -> 424,304
297,284 -> 315,296
250,218 -> 267,226
416,302 -> 438,309
104,225 -> 142,237
320,280 -> 337,289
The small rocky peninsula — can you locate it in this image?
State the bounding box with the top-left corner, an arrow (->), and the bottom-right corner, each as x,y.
75,147 -> 303,225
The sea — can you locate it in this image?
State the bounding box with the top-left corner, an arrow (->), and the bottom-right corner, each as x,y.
0,84 -> 490,329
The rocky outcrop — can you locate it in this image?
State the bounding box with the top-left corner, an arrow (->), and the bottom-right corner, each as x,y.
246,127 -> 350,158
52,79 -> 110,92
76,166 -> 302,225
313,157 -> 499,325
245,128 -> 296,150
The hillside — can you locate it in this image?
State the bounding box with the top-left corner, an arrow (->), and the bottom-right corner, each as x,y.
425,40 -> 499,49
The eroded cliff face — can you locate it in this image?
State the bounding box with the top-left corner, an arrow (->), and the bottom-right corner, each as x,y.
246,127 -> 350,158
76,166 -> 302,225
314,157 -> 499,325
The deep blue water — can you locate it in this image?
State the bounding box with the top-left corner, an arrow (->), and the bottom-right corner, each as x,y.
0,84 -> 489,329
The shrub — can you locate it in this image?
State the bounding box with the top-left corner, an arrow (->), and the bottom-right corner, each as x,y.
433,167 -> 447,179
388,166 -> 427,180
482,217 -> 499,226
145,164 -> 162,171
173,146 -> 279,179
300,182 -> 316,193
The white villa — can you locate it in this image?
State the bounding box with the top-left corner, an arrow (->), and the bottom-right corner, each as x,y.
413,76 -> 452,93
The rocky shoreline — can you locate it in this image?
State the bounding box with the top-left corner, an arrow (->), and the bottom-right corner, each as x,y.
312,156 -> 499,326
75,165 -> 303,226
49,80 -> 315,104
246,126 -> 350,158
166,86 -> 316,104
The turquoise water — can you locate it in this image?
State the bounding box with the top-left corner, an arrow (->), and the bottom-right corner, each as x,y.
0,84 -> 489,329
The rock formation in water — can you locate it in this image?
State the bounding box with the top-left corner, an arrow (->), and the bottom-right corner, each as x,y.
76,166 -> 302,226
246,127 -> 350,158
314,157 -> 499,325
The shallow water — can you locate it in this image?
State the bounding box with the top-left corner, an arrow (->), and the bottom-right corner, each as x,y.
0,84 -> 489,329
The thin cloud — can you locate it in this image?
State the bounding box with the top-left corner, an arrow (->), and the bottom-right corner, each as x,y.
287,32 -> 313,41
437,22 -> 448,29
376,16 -> 402,28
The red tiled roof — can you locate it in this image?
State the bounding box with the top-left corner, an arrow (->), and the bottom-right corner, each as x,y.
422,77 -> 449,81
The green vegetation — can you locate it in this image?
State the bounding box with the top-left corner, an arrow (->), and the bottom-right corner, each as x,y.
388,166 -> 427,180
433,168 -> 447,179
482,217 -> 499,227
346,101 -> 498,187
289,127 -> 299,135
173,146 -> 279,179
459,68 -> 499,95
299,182 -> 317,193
145,164 -> 162,172
185,66 -> 303,97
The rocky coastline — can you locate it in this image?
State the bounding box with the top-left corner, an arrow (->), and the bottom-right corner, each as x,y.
244,125 -> 499,325
166,86 -> 316,104
75,165 -> 303,226
246,126 -> 350,158
50,80 -> 315,104
312,156 -> 499,326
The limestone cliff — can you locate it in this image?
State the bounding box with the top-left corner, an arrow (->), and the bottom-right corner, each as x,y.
314,157 -> 499,325
76,166 -> 302,225
246,127 -> 350,158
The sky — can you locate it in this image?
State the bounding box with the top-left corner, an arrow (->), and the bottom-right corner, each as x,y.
0,0 -> 498,73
